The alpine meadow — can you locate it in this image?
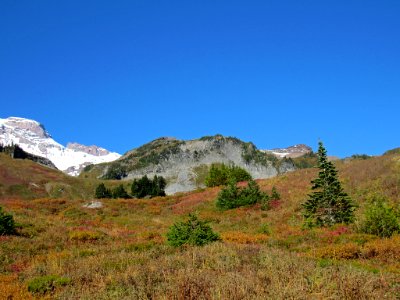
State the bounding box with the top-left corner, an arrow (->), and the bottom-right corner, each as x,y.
1,1 -> 400,299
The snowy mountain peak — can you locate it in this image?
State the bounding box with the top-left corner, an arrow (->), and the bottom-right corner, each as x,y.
0,117 -> 121,176
0,116 -> 51,139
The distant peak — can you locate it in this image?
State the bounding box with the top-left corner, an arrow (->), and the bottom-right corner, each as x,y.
1,116 -> 50,139
263,144 -> 312,158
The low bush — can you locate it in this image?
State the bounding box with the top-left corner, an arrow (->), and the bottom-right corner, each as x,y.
0,206 -> 16,235
315,243 -> 361,259
221,231 -> 268,244
166,214 -> 220,247
360,196 -> 400,237
27,275 -> 70,295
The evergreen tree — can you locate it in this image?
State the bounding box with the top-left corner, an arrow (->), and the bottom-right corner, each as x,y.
303,142 -> 356,227
152,175 -> 166,197
95,183 -> 112,199
112,184 -> 131,199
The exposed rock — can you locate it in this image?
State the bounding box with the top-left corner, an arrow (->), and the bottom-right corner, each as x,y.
83,201 -> 103,209
84,135 -> 296,195
67,143 -> 111,156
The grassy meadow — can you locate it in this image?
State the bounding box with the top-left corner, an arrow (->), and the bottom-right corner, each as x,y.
0,153 -> 400,299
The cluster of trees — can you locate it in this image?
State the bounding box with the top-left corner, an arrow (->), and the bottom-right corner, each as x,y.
205,164 -> 252,187
131,175 -> 166,198
95,183 -> 130,199
202,162 -> 281,210
0,143 -> 25,158
216,179 -> 269,210
94,175 -> 167,199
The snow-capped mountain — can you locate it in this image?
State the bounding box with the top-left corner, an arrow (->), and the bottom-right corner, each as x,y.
0,117 -> 121,176
262,144 -> 312,158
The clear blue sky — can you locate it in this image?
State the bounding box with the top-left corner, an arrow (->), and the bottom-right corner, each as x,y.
1,1 -> 399,157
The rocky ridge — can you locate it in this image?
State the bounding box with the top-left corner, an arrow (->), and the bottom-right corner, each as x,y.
83,135 -> 296,194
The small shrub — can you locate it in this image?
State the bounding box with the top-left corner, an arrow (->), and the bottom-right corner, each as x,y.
166,214 -> 220,247
271,186 -> 281,200
316,243 -> 361,259
0,206 -> 16,235
27,275 -> 70,295
360,196 -> 400,238
362,235 -> 400,260
258,223 -> 271,234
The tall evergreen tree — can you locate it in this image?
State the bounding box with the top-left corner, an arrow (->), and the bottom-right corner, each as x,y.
302,141 -> 356,227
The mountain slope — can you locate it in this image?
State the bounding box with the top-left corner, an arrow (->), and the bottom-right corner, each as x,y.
82,135 -> 296,194
1,149 -> 399,299
0,117 -> 121,175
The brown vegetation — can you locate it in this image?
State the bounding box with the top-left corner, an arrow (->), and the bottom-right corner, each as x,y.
0,152 -> 399,298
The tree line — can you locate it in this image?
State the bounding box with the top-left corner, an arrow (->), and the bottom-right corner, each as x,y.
94,175 -> 166,199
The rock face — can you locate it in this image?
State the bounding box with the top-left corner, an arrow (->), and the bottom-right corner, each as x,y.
0,117 -> 121,176
66,143 -> 112,156
84,135 -> 296,195
262,144 -> 312,158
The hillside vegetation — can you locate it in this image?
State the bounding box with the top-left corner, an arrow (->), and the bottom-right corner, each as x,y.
0,151 -> 399,299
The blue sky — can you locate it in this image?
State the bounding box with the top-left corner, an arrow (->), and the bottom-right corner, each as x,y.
1,1 -> 399,157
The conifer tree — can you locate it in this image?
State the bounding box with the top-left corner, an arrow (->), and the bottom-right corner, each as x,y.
302,141 -> 355,227
112,184 -> 131,199
95,183 -> 112,199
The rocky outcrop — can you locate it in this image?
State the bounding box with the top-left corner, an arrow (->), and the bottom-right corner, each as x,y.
66,143 -> 112,156
85,135 -> 296,195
